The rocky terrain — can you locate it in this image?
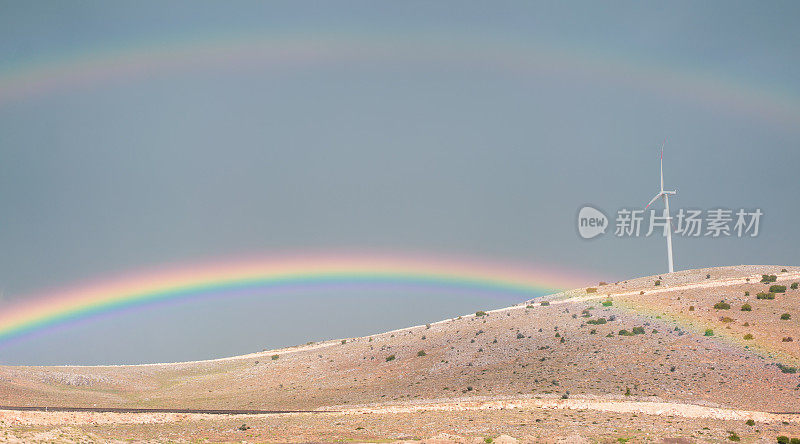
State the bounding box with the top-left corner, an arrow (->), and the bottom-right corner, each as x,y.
1,266 -> 799,443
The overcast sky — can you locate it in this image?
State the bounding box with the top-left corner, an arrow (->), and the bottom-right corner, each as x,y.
1,1 -> 798,364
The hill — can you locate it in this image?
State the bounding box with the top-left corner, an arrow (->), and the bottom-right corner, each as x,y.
1,266 -> 799,443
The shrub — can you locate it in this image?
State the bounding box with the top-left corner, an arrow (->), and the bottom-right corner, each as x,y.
777,436 -> 790,444
587,317 -> 607,325
782,268 -> 788,272
341,339 -> 347,344
721,317 -> 734,323
624,387 -> 631,396
761,274 -> 777,283
783,337 -> 793,342
740,304 -> 752,311
602,300 -> 613,307
516,332 -> 525,339
704,329 -> 714,336
777,363 -> 797,374
745,419 -> 755,426
654,280 -> 661,286
689,306 -> 695,311
386,354 -> 395,362
238,424 -> 250,431
475,311 -> 488,317
757,292 -> 775,300
586,287 -> 597,293
706,274 -> 711,279
728,432 -> 740,442
271,354 -> 279,360
417,350 -> 426,357
618,329 -> 633,336
744,333 -> 754,340
770,285 -> 787,293
791,438 -> 800,444
714,301 -> 731,310
745,291 -> 750,296
791,282 -> 799,289
781,313 -> 791,320
540,301 -> 550,306
631,326 -> 646,335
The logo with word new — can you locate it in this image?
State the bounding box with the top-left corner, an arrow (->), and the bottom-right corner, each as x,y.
577,206 -> 608,239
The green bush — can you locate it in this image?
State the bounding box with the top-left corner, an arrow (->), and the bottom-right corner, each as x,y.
654,280 -> 661,286
777,363 -> 797,374
586,287 -> 597,293
745,419 -> 755,426
587,317 -> 607,325
791,282 -> 798,289
791,438 -> 800,444
475,311 -> 488,317
744,333 -> 754,340
704,329 -> 714,336
271,354 -> 279,360
540,301 -> 550,306
714,301 -> 731,309
741,304 -> 752,311
386,354 -> 395,362
631,326 -> 646,335
781,313 -> 791,320
761,274 -> 777,283
777,436 -> 790,444
602,300 -> 613,307
728,432 -> 741,442
618,329 -> 633,336
417,350 -> 426,357
770,285 -> 787,293
757,292 -> 775,300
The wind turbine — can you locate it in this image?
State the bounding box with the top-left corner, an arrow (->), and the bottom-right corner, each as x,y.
645,140 -> 677,273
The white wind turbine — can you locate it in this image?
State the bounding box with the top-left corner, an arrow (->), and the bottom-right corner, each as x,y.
645,140 -> 677,273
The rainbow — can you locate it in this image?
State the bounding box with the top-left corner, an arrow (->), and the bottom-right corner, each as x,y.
0,31 -> 798,129
0,252 -> 593,346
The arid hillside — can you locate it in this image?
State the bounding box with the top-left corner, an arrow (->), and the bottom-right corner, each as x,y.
2,265 -> 799,411
1,266 -> 799,443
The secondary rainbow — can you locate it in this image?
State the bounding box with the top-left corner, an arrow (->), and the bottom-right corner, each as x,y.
0,253 -> 592,345
0,30 -> 798,129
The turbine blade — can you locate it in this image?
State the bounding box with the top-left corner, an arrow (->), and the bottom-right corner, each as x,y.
645,192 -> 663,209
660,139 -> 666,192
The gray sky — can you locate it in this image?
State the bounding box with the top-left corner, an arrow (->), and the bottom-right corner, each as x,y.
1,1 -> 799,364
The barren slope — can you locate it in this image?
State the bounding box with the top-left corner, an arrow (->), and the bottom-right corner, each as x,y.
2,266 -> 798,415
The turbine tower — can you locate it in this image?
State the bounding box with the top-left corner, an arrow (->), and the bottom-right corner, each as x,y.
645,140 -> 677,273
